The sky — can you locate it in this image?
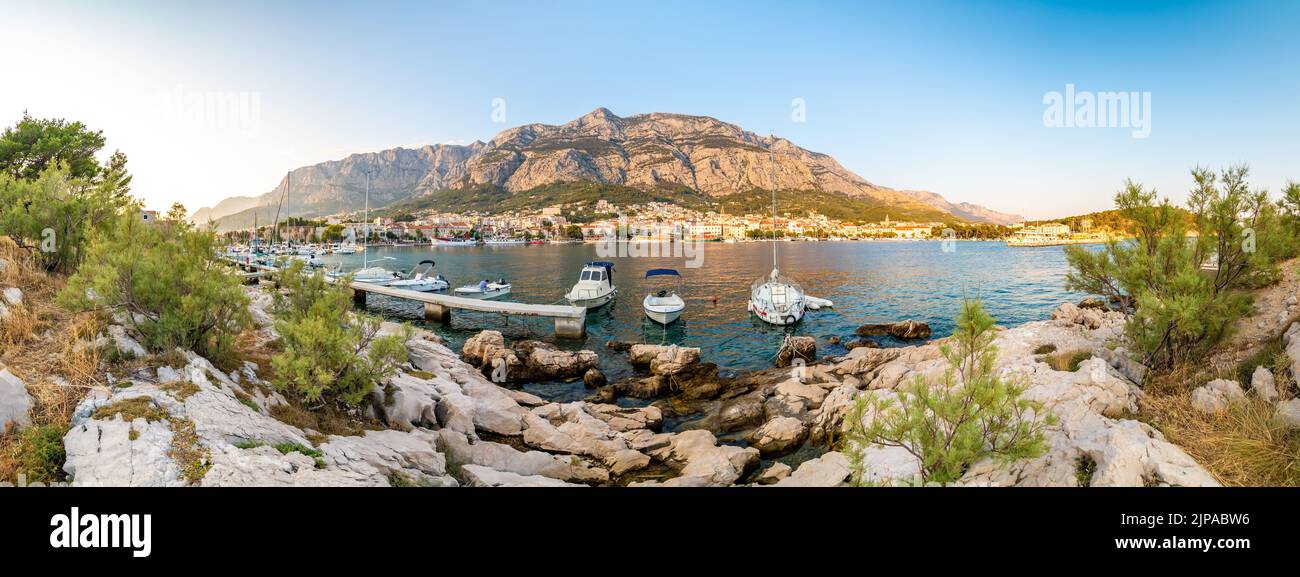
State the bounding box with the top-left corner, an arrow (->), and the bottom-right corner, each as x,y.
3,0 -> 1297,219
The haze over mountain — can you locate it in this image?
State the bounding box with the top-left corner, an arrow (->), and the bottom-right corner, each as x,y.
196,108 -> 1023,230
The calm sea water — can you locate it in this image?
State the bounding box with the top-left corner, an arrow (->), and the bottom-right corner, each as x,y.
322,241 -> 1086,401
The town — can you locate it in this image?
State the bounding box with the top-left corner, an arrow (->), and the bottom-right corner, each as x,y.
210,198 -> 1109,246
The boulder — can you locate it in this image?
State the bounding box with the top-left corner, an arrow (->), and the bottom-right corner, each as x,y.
582,403 -> 662,432
1190,379 -> 1245,414
0,368 -> 32,432
628,344 -> 701,376
773,451 -> 851,487
583,367 -> 607,388
843,338 -> 879,351
745,416 -> 807,456
107,325 -> 147,359
1250,366 -> 1278,403
509,341 -> 600,382
1095,347 -> 1148,386
717,393 -> 766,433
461,330 -> 506,366
853,445 -> 921,485
662,430 -> 759,486
775,336 -> 817,368
1078,297 -> 1108,310
2,287 -> 21,306
753,462 -> 792,485
373,371 -> 441,429
855,320 -> 931,340
1276,399 -> 1300,430
1051,303 -> 1082,324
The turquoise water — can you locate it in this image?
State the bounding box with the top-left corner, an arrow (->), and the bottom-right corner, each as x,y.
322,241 -> 1087,400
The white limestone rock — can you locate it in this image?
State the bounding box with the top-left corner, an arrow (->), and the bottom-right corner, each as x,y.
1190,379 -> 1245,414
773,451 -> 852,487
1251,366 -> 1278,403
0,368 -> 33,432
460,464 -> 583,487
107,325 -> 147,359
745,416 -> 807,456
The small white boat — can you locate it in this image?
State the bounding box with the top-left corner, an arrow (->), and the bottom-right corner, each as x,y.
565,261 -> 617,308
454,278 -> 512,300
483,237 -> 526,245
388,260 -> 449,292
642,268 -> 685,324
334,243 -> 358,254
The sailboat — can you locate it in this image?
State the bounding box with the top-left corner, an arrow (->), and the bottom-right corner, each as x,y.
747,142 -> 807,326
326,168 -> 396,285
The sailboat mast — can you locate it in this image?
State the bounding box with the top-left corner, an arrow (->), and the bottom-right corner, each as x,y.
769,139 -> 778,272
363,169 -> 370,269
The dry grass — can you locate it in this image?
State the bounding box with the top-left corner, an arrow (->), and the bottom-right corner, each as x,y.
0,237 -> 111,482
1142,393 -> 1300,486
1039,349 -> 1093,372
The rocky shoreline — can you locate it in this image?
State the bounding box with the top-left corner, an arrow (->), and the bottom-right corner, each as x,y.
15,281 -> 1291,487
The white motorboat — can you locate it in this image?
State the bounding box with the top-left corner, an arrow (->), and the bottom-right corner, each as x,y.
483,237 -> 526,245
565,261 -> 616,308
388,260 -> 449,292
642,268 -> 685,324
334,243 -> 358,254
454,278 -> 512,300
748,143 -> 807,326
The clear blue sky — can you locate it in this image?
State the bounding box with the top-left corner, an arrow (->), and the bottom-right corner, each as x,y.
4,0 -> 1297,218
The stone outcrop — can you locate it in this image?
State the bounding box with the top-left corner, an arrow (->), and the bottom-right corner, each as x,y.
855,320 -> 931,340
460,330 -> 599,384
0,367 -> 32,432
775,336 -> 817,368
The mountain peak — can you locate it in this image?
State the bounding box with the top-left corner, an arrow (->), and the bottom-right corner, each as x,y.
201,109 -> 1022,229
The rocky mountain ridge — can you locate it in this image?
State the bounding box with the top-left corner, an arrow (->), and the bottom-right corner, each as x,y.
197,108 -> 1023,229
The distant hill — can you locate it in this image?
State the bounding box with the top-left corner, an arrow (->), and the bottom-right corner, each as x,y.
201,108 -> 1022,231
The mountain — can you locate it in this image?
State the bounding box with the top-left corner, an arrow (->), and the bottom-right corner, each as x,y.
898,190 -> 1024,225
202,108 -> 1021,230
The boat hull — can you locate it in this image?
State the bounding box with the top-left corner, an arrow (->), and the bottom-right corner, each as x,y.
643,294 -> 685,324
567,292 -> 614,309
453,286 -> 511,300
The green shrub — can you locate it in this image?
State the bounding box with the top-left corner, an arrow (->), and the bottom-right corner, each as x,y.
0,114 -> 134,273
842,299 -> 1055,485
17,424 -> 67,483
1066,167 -> 1289,370
59,208 -> 251,364
270,260 -> 412,406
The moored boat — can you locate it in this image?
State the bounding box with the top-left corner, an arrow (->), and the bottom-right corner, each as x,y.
387,260 -> 449,292
565,261 -> 616,308
453,278 -> 512,300
642,268 -> 685,324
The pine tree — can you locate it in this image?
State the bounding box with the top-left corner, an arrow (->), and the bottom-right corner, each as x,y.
842,298 -> 1054,485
